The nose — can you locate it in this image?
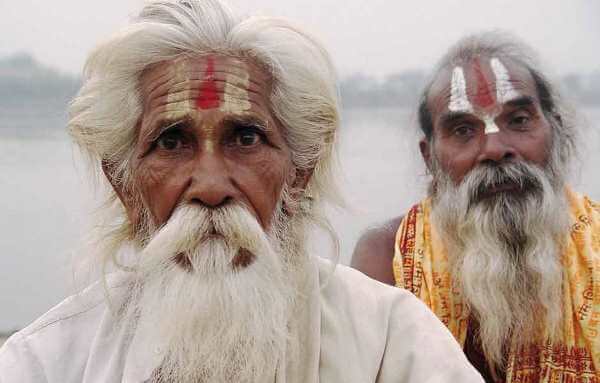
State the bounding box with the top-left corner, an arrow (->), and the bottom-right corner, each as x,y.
184,152 -> 236,208
476,131 -> 517,165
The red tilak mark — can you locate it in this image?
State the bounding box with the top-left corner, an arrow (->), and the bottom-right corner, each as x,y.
472,59 -> 495,109
196,57 -> 221,109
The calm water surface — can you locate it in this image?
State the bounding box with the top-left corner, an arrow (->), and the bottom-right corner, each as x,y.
1,107 -> 599,331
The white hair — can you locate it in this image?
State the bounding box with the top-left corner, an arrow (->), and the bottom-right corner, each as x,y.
68,0 -> 343,272
128,203 -> 302,382
418,30 -> 579,372
431,160 -> 568,369
418,31 -> 579,183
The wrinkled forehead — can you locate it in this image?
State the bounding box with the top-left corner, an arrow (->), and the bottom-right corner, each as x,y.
139,54 -> 273,105
427,56 -> 538,115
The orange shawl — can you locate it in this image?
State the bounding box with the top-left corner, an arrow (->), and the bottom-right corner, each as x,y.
393,190 -> 600,382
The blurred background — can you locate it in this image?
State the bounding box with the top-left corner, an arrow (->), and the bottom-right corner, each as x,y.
1,0 -> 599,342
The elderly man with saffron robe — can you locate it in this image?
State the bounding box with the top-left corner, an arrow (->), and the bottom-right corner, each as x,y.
352,32 -> 600,382
0,1 -> 482,382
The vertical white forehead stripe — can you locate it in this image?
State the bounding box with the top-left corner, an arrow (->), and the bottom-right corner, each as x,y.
483,115 -> 500,134
449,67 -> 473,112
490,57 -> 520,103
165,60 -> 195,121
221,71 -> 251,114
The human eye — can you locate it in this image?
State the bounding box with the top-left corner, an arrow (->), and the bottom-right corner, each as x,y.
507,111 -> 532,130
231,122 -> 267,148
152,123 -> 190,152
452,124 -> 477,139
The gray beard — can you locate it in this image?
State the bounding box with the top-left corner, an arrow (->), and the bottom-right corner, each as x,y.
430,161 -> 569,368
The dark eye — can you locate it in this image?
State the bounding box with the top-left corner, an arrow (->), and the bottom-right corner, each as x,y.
234,125 -> 265,147
453,124 -> 476,139
155,129 -> 186,151
509,114 -> 530,128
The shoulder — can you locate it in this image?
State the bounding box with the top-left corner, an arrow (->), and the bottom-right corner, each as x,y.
0,273 -> 130,382
320,258 -> 424,330
17,273 -> 129,339
318,260 -> 483,382
350,216 -> 404,285
355,216 -> 405,255
322,259 -> 407,303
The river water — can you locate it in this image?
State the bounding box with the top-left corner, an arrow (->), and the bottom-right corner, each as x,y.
1,107 -> 599,332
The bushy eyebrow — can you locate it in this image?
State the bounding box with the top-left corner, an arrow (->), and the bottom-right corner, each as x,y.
144,115 -> 195,143
222,114 -> 270,132
438,111 -> 474,127
438,96 -> 537,126
503,96 -> 535,109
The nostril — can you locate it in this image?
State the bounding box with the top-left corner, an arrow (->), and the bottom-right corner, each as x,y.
189,195 -> 232,209
219,196 -> 233,207
190,197 -> 204,206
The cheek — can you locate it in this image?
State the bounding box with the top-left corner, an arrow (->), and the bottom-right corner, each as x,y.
134,159 -> 189,223
519,125 -> 553,165
262,161 -> 289,201
235,151 -> 292,225
434,142 -> 478,183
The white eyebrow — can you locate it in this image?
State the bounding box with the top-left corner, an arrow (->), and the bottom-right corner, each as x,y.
449,66 -> 473,113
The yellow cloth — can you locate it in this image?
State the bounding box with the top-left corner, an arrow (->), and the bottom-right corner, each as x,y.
393,189 -> 600,382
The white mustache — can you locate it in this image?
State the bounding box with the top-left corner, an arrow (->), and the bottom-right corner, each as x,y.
138,203 -> 272,274
129,204 -> 294,383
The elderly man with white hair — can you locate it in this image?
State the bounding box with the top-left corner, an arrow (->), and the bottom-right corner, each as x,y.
352,32 -> 600,382
0,1 -> 482,382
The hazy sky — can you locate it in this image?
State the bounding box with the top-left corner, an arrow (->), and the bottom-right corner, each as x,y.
1,0 -> 598,78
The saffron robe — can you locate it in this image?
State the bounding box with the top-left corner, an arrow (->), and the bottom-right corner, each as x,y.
393,189 -> 600,382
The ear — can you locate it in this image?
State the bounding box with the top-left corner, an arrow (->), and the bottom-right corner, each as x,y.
419,138 -> 432,173
291,167 -> 313,192
101,159 -> 142,230
285,168 -> 314,208
102,159 -> 126,204
284,166 -> 314,214
553,111 -> 563,127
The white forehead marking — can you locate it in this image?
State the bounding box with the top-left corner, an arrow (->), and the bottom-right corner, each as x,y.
449,66 -> 473,112
165,60 -> 195,121
220,70 -> 251,114
483,114 -> 500,134
490,57 -> 520,103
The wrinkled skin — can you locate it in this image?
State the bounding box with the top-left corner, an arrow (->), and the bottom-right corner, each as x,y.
352,57 -> 557,382
420,57 -> 552,185
352,57 -> 554,283
111,55 -> 304,232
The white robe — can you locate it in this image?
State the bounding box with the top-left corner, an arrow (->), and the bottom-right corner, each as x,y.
0,257 -> 482,382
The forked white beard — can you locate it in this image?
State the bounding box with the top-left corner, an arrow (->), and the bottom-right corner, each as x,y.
126,204 -> 303,383
431,161 -> 568,368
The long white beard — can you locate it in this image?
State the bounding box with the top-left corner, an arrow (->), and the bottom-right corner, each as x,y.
431,161 -> 568,368
125,204 -> 305,383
